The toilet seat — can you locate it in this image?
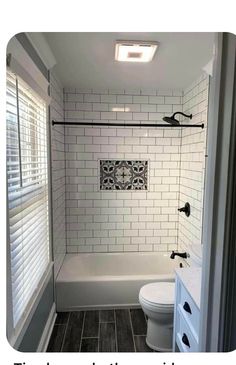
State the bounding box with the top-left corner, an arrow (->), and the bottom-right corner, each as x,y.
139,282 -> 175,311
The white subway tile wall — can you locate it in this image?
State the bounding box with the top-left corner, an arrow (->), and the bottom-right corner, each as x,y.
178,74 -> 209,253
50,72 -> 66,274
52,78 -> 209,255
64,88 -> 184,253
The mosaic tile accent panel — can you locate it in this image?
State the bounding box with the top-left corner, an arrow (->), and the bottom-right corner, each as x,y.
100,160 -> 148,190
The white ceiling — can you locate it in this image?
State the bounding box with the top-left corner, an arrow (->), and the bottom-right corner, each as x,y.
44,32 -> 214,90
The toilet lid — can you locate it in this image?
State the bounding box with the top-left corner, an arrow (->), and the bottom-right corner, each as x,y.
139,282 -> 175,306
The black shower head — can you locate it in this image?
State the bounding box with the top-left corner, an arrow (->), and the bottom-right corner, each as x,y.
163,112 -> 192,125
163,116 -> 180,125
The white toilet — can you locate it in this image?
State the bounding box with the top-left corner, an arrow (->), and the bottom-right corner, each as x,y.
139,245 -> 202,351
139,281 -> 175,352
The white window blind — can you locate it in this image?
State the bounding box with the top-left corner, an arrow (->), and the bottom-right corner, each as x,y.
6,70 -> 50,328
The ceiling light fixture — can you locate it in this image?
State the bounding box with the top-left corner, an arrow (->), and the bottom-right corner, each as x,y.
115,40 -> 158,63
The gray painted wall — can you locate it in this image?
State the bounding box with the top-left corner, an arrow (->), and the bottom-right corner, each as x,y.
18,276 -> 54,352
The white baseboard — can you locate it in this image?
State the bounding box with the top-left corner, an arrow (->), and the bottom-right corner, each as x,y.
37,303 -> 57,352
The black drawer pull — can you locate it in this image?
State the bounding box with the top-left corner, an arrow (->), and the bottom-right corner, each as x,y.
183,301 -> 192,314
182,333 -> 190,348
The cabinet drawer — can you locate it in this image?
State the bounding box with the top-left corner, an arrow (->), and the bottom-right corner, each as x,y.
176,310 -> 198,352
177,280 -> 200,337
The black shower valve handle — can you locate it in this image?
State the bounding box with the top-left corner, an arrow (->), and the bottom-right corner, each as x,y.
178,202 -> 190,217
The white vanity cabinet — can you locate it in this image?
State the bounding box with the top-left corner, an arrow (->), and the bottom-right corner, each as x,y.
173,267 -> 202,352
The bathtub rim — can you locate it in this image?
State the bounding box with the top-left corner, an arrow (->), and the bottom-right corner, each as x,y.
57,273 -> 175,283
56,251 -> 183,282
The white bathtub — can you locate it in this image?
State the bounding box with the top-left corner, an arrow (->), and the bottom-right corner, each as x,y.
56,252 -> 184,311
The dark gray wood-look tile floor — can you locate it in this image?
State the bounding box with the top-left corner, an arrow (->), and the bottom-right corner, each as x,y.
47,308 -> 154,352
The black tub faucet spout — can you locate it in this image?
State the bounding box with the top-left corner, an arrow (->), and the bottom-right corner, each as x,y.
170,251 -> 189,259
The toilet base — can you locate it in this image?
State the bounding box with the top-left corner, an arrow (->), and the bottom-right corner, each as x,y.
146,318 -> 173,352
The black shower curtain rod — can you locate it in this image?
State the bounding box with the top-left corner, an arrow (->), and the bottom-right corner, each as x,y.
52,120 -> 204,129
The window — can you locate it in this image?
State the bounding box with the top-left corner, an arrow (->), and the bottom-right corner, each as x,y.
6,70 -> 50,329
